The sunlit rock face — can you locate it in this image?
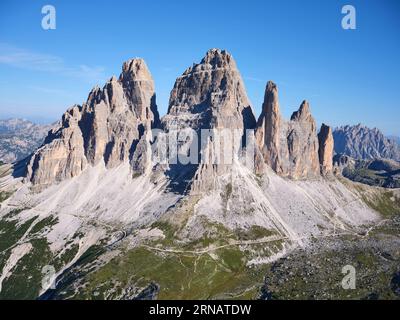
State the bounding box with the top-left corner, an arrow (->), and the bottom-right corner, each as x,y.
26,58 -> 159,187
255,81 -> 320,179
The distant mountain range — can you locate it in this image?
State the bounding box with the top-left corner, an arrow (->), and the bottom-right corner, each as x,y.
388,135 -> 400,146
0,118 -> 54,163
333,124 -> 400,161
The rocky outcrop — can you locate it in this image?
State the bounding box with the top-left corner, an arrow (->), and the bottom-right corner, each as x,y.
318,123 -> 334,175
333,124 -> 400,161
26,58 -> 159,186
256,81 -> 320,179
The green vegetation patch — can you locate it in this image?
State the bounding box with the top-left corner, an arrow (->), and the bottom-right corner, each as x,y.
74,245 -> 264,300
0,238 -> 53,299
236,226 -> 276,241
29,215 -> 59,236
0,216 -> 37,252
362,191 -> 400,218
0,191 -> 12,203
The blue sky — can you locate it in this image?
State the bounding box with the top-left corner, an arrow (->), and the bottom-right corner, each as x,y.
0,0 -> 399,135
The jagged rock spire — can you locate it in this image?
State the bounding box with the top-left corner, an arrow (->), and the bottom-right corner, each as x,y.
256,82 -> 320,179
318,123 -> 334,175
256,81 -> 282,173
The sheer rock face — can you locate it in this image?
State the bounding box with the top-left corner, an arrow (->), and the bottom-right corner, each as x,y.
318,123 -> 334,175
287,100 -> 320,178
256,82 -> 320,179
26,58 -> 159,186
161,49 -> 257,193
255,81 -> 282,174
163,48 -> 256,132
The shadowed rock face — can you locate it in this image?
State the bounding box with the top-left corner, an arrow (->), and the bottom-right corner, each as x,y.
256,82 -> 320,179
318,123 -> 334,175
26,58 -> 159,187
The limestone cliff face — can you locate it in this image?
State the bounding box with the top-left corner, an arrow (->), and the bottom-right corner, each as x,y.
318,123 -> 334,175
26,105 -> 87,185
26,58 -> 159,186
287,100 -> 320,178
256,82 -> 320,179
161,49 -> 257,193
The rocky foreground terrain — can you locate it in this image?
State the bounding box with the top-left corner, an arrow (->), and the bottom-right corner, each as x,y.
0,49 -> 399,300
0,119 -> 54,164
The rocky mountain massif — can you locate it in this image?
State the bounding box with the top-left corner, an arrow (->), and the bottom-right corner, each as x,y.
0,119 -> 53,163
0,49 -> 399,300
332,125 -> 400,188
333,124 -> 400,161
25,59 -> 159,187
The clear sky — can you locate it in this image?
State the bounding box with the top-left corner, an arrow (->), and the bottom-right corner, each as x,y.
0,0 -> 399,135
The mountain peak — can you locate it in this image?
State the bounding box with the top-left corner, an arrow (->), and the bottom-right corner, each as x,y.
291,100 -> 311,121
263,81 -> 279,112
200,48 -> 233,67
120,58 -> 153,82
266,80 -> 278,92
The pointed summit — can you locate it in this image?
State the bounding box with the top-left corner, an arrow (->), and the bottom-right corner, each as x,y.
120,58 -> 153,82
200,48 -> 236,69
291,100 -> 312,122
263,81 -> 279,114
165,48 -> 256,130
255,80 -> 282,174
162,49 -> 256,193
